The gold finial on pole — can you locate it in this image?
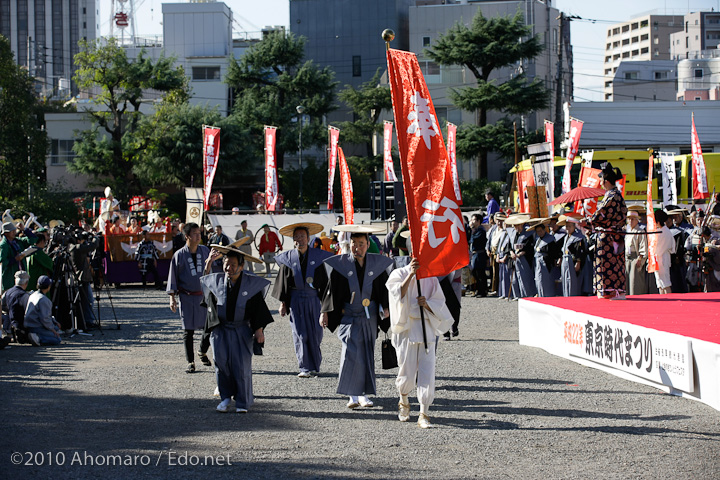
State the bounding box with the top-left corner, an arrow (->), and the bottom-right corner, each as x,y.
647,148 -> 654,155
382,29 -> 395,51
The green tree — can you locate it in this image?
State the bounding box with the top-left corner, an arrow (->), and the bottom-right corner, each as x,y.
70,38 -> 188,199
0,35 -> 49,204
225,31 -> 337,171
427,10 -> 549,178
134,103 -> 253,189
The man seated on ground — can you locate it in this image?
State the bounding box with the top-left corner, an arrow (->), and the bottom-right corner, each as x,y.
1,271 -> 31,345
24,275 -> 62,346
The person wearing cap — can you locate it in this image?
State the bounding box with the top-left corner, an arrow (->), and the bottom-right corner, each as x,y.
387,253 -> 453,429
258,224 -> 282,276
319,226 -> 393,409
1,271 -> 31,343
167,222 -> 212,373
201,246 -> 273,413
483,190 -> 499,224
625,211 -> 648,295
590,162 -> 628,299
533,220 -> 556,297
271,223 -> 332,377
231,207 -> 240,215
0,221 -> 38,294
134,230 -> 161,289
383,219 -> 400,257
651,210 -> 675,295
23,275 -> 62,346
234,220 -> 255,273
506,215 -> 536,299
559,216 -> 588,297
26,234 -> 53,295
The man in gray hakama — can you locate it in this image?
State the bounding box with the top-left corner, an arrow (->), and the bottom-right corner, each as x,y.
533,221 -> 556,297
319,229 -> 392,409
272,222 -> 332,377
167,223 -> 211,373
201,248 -> 272,413
559,217 -> 587,297
625,211 -> 648,295
506,217 -> 536,299
495,223 -> 511,299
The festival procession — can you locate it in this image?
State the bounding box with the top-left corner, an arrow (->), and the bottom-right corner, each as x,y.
2,1 -> 720,477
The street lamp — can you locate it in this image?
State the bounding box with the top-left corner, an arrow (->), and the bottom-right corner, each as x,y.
296,105 -> 305,211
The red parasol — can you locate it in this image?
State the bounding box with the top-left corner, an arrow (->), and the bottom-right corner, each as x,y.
548,186 -> 606,206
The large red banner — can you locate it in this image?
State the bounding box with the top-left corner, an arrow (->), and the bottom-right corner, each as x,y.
691,114 -> 709,200
202,126 -> 221,210
574,167 -> 602,215
646,152 -> 659,273
544,120 -> 555,164
265,126 -> 279,211
328,127 -> 340,210
561,118 -> 583,195
338,147 -> 354,225
383,122 -> 398,182
517,169 -> 535,214
386,48 -> 469,279
447,122 -> 462,204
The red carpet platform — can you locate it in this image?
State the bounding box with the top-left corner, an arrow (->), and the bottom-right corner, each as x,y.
519,292 -> 720,412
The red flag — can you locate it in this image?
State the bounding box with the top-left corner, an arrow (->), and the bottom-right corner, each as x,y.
646,152 -> 659,273
544,120 -> 555,163
615,175 -> 627,198
691,113 -> 709,199
202,126 -> 221,210
383,122 -> 398,182
386,48 -> 469,279
264,126 -> 279,211
338,146 -> 354,225
561,118 -> 583,195
447,122 -> 462,204
517,169 -> 535,214
573,167 -> 602,215
328,127 -> 340,210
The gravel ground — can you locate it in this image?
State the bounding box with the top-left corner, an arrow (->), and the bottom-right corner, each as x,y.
2,281 -> 719,479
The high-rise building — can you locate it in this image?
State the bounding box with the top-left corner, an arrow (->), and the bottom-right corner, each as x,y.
0,0 -> 98,97
603,13 -> 683,101
670,10 -> 720,60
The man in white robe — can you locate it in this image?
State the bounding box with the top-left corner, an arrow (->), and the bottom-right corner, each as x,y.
653,210 -> 675,294
386,257 -> 453,429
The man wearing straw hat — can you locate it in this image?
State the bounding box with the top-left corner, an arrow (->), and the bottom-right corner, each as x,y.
272,222 -> 332,377
532,218 -> 556,297
201,245 -> 272,413
558,214 -> 588,297
319,224 -> 393,409
625,211 -> 648,295
505,215 -> 536,299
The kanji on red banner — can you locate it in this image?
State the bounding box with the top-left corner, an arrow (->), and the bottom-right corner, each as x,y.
561,118 -> 583,195
517,169 -> 535,214
202,126 -> 221,210
265,126 -> 279,211
574,167 -> 602,215
386,48 -> 469,279
691,113 -> 709,200
646,152 -> 659,273
383,122 -> 398,182
328,127 -> 340,210
338,147 -> 354,225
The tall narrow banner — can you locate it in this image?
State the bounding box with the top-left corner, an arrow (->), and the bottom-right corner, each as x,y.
264,126 -> 279,212
517,169 -> 535,214
544,120 -> 555,164
328,127 -> 340,210
337,147 -> 354,225
659,152 -> 677,206
383,122 -> 398,182
691,114 -> 709,200
185,187 -> 204,225
446,122 -> 462,204
386,48 -> 469,279
646,152 -> 659,273
561,118 -> 583,195
202,126 -> 221,210
574,167 -> 603,215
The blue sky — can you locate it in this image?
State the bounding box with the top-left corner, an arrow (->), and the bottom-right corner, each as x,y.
110,0 -> 720,102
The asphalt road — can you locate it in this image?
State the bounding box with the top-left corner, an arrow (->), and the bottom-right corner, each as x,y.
2,284 -> 718,479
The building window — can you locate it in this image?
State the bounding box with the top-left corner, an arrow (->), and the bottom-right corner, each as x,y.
605,81 -> 612,87
631,22 -> 639,30
622,52 -> 630,58
641,47 -> 649,54
622,39 -> 630,46
352,56 -> 361,77
82,7 -> 86,14
420,61 -> 440,76
613,41 -> 620,48
605,56 -> 611,63
605,68 -> 612,75
422,36 -> 431,47
695,96 -> 702,100
191,66 -> 221,81
631,49 -> 639,56
632,36 -> 639,43
613,27 -> 620,35
685,21 -> 688,33
641,20 -> 649,28
622,25 -> 629,33
613,54 -> 620,60
606,43 -> 611,50
607,29 -> 612,37
641,34 -> 649,41
653,35 -> 659,44
654,71 -> 669,79
695,69 -> 703,78
624,72 -> 638,80
50,140 -> 76,166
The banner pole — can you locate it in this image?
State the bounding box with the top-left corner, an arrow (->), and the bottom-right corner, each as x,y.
416,278 -> 429,353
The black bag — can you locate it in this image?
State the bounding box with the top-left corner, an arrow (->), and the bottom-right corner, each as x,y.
381,334 -> 398,369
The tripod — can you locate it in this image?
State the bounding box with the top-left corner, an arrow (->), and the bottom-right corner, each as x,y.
50,247 -> 90,337
93,273 -> 120,331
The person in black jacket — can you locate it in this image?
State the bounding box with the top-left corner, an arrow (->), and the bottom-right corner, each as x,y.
468,214 -> 488,297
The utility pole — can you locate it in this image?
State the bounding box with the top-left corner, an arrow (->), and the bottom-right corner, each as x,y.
555,14 -> 564,155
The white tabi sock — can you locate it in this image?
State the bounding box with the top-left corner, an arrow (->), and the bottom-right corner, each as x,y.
400,394 -> 409,405
349,395 -> 359,404
420,403 -> 430,415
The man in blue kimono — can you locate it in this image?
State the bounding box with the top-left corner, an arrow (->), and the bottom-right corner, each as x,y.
319,225 -> 393,409
559,215 -> 587,297
167,223 -> 211,373
201,246 -> 272,413
533,220 -> 556,297
272,222 -> 332,377
505,215 -> 535,299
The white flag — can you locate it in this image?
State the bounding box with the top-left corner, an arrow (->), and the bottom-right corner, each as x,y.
659,152 -> 677,207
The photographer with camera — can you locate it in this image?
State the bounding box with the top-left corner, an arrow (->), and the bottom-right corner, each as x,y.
69,230 -> 99,329
27,232 -> 53,295
0,221 -> 38,294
